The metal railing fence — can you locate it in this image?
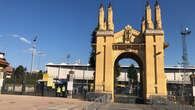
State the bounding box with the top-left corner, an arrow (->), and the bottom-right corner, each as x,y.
86,92 -> 111,110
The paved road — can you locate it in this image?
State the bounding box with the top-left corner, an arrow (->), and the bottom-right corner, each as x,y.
87,102 -> 195,110
98,103 -> 162,110
1,95 -> 195,110
87,103 -> 152,110
0,94 -> 91,110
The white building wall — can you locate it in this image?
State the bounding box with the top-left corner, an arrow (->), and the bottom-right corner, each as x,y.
46,65 -> 94,80
58,67 -> 69,79
46,64 -> 195,83
47,66 -> 59,78
165,71 -> 192,82
0,71 -> 4,92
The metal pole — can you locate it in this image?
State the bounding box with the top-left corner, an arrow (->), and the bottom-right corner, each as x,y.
82,66 -> 84,93
35,52 -> 43,96
37,53 -> 41,71
178,64 -> 181,96
86,66 -> 89,91
180,27 -> 191,96
30,36 -> 38,74
30,44 -> 35,74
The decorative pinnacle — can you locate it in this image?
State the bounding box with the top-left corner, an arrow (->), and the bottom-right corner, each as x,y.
155,0 -> 160,7
108,0 -> 112,8
146,1 -> 150,8
100,3 -> 103,9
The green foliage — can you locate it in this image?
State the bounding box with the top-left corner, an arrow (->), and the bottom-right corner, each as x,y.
127,64 -> 138,82
89,27 -> 98,69
25,71 -> 43,86
7,65 -> 27,84
89,50 -> 96,68
6,65 -> 43,86
114,63 -> 121,78
15,65 -> 26,81
91,27 -> 98,43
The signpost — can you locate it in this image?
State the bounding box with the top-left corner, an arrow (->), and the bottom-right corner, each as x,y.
67,81 -> 73,91
67,70 -> 74,98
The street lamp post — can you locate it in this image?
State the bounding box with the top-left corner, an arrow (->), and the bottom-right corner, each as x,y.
178,62 -> 184,96
180,27 -> 191,96
181,27 -> 191,67
30,36 -> 38,74
37,52 -> 44,72
30,36 -> 38,95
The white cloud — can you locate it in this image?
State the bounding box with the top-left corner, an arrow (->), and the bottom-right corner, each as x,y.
19,37 -> 31,44
10,34 -> 31,45
11,34 -> 20,38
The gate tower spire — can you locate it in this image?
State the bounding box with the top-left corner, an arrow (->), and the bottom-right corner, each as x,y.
141,17 -> 146,33
107,2 -> 114,31
154,0 -> 162,29
98,4 -> 106,30
145,2 -> 154,29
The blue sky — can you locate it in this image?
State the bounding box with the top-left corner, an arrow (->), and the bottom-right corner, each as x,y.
0,0 -> 195,71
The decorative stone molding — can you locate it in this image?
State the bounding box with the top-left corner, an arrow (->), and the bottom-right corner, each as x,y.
112,43 -> 145,50
96,31 -> 114,36
145,29 -> 164,35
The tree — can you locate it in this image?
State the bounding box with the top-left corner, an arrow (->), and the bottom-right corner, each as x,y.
26,70 -> 43,86
89,50 -> 96,69
89,27 -> 98,69
114,62 -> 121,88
14,65 -> 27,84
127,64 -> 138,82
114,63 -> 121,78
5,65 -> 43,93
127,64 -> 138,94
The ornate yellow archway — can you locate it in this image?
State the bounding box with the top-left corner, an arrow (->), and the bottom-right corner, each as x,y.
92,2 -> 168,102
114,52 -> 144,97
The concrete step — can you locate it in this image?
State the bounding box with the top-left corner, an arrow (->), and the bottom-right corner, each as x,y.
114,95 -> 144,104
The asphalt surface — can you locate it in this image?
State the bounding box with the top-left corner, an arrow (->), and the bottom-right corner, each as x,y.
0,94 -> 194,110
0,94 -> 90,110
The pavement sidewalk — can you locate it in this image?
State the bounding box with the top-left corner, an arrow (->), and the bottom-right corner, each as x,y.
0,94 -> 91,110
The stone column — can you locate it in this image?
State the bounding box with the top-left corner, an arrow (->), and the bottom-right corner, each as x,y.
190,74 -> 195,105
67,71 -> 74,98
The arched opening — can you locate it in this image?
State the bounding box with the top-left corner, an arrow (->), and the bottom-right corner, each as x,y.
114,52 -> 144,101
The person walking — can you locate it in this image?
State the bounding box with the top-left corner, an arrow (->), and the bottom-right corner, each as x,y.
62,85 -> 66,97
56,86 -> 61,97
